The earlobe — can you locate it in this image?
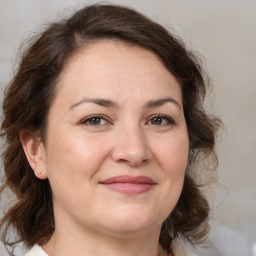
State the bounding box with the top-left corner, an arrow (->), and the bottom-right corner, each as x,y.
20,130 -> 48,180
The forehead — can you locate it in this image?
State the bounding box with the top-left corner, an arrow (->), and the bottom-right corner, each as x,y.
54,40 -> 182,106
61,40 -> 176,80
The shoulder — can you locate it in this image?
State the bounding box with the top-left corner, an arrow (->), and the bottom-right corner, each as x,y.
24,245 -> 48,256
171,240 -> 197,256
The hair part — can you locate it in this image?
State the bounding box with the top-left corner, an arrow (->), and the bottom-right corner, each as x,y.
0,4 -> 221,255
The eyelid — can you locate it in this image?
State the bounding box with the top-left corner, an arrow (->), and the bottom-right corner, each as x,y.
146,114 -> 176,125
78,114 -> 176,126
79,114 -> 112,125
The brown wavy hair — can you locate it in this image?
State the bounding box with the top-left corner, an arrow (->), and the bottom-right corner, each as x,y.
0,4 -> 221,255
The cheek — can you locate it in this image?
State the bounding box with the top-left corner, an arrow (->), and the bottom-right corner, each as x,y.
44,134 -> 112,212
155,133 -> 189,198
157,134 -> 189,171
44,132 -> 110,188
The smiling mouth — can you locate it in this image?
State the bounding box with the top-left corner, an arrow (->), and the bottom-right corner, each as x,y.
99,175 -> 156,195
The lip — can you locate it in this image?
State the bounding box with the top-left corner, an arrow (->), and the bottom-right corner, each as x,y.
99,175 -> 156,195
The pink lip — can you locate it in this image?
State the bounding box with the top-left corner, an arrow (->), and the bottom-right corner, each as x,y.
99,175 -> 156,195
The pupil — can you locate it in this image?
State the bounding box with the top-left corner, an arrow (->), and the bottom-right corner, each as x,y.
152,117 -> 162,125
90,118 -> 100,125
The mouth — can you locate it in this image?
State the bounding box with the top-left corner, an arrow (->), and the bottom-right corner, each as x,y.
99,175 -> 156,195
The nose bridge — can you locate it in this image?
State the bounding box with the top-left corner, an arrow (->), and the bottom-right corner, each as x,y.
111,120 -> 151,166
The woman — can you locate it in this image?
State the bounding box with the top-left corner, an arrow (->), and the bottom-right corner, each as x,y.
0,4 -> 220,256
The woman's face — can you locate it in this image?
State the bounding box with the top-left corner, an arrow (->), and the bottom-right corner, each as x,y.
40,41 -> 189,237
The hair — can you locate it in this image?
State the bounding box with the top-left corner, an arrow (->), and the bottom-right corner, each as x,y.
0,4 -> 221,255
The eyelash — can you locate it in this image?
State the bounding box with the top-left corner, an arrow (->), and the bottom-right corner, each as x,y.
79,114 -> 176,127
79,115 -> 111,126
146,114 -> 176,126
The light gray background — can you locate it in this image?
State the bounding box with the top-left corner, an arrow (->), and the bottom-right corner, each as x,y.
0,0 -> 255,256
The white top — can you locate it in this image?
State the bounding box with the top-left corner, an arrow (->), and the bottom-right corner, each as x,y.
25,242 -> 197,256
172,240 -> 197,256
24,245 -> 48,256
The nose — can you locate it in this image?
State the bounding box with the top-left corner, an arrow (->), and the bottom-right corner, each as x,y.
111,125 -> 152,167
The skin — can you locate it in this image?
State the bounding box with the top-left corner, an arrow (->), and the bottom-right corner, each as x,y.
21,40 -> 189,256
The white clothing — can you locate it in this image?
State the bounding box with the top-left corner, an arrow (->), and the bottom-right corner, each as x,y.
24,245 -> 48,256
172,240 -> 197,256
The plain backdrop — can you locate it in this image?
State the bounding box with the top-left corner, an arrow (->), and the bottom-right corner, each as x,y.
0,1 -> 255,255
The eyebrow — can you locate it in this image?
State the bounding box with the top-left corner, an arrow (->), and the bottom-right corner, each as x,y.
69,97 -> 181,111
145,97 -> 181,110
69,98 -> 118,110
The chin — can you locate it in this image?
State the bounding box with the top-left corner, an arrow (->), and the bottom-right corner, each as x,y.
99,206 -> 163,235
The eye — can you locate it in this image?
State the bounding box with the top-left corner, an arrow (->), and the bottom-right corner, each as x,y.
80,115 -> 110,126
147,115 -> 175,126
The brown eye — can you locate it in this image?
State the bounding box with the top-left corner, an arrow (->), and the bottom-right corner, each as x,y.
80,115 -> 109,126
148,115 -> 175,126
151,117 -> 163,125
88,117 -> 101,125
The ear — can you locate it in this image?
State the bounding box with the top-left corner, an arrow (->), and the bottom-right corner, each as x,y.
20,130 -> 48,180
